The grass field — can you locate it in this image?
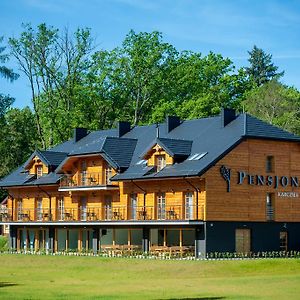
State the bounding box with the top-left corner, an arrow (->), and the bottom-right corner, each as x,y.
0,254 -> 299,299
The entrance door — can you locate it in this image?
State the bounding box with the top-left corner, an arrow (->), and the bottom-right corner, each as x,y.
80,197 -> 87,221
280,231 -> 288,251
235,229 -> 251,253
104,195 -> 112,220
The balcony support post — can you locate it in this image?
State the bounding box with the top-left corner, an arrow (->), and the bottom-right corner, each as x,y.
142,227 -> 150,253
195,224 -> 206,258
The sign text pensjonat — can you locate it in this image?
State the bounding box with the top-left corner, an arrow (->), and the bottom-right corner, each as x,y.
238,171 -> 299,189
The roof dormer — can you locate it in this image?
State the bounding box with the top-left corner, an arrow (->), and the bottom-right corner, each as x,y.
142,138 -> 193,170
23,150 -> 68,177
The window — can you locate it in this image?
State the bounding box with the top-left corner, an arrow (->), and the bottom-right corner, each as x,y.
280,232 -> 288,251
36,165 -> 43,178
266,156 -> 274,173
185,192 -> 194,220
156,155 -> 166,171
266,193 -> 275,221
188,152 -> 208,161
105,166 -> 112,185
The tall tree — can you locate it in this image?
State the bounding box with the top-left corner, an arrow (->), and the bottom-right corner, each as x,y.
9,24 -> 93,148
246,45 -> 284,86
0,36 -> 19,117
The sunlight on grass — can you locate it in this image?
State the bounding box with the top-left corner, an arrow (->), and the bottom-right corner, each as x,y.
0,255 -> 299,299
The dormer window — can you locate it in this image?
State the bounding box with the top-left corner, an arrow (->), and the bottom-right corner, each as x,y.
36,165 -> 43,178
156,155 -> 166,171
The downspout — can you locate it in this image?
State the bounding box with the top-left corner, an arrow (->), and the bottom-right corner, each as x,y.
184,177 -> 200,220
130,180 -> 147,220
37,185 -> 52,221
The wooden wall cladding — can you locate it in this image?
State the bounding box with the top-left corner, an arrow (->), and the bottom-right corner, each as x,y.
204,139 -> 300,222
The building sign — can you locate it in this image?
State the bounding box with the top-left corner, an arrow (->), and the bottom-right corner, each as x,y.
220,165 -> 299,192
278,192 -> 299,198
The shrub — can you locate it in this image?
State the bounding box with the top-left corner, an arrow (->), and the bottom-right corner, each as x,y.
0,235 -> 8,251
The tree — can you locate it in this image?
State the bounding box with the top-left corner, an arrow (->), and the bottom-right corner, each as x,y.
0,107 -> 39,178
9,24 -> 93,148
244,80 -> 300,135
246,45 -> 284,86
0,36 -> 19,117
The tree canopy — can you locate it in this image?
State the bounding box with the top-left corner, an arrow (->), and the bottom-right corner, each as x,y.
0,24 -> 299,192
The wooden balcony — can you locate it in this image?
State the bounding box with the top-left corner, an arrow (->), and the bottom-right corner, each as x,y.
59,172 -> 119,191
0,204 -> 204,223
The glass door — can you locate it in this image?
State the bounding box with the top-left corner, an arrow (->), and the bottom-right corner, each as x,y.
57,198 -> 65,221
80,197 -> 87,221
130,193 -> 137,220
81,160 -> 87,186
17,199 -> 23,221
104,195 -> 112,220
157,193 -> 166,220
36,198 -> 43,221
185,192 -> 194,219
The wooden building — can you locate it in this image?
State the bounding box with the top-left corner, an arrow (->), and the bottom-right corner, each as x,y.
1,109 -> 300,257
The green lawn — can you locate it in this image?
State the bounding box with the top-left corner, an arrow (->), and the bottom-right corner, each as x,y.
0,254 -> 299,299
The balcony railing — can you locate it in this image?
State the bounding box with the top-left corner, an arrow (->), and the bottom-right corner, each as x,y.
60,172 -> 115,188
0,204 -> 204,222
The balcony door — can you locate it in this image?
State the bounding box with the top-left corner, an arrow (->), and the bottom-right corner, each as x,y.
17,199 -> 23,221
157,192 -> 166,220
80,197 -> 87,221
185,192 -> 194,220
36,198 -> 43,221
57,198 -> 65,221
81,160 -> 87,186
130,193 -> 137,220
104,195 -> 112,220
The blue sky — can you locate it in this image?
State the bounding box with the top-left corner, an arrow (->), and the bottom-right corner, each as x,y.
1,0 -> 300,108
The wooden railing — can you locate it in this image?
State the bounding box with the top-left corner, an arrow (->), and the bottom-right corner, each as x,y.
60,172 -> 115,188
0,204 -> 204,222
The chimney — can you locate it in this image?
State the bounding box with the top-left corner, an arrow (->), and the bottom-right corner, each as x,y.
166,116 -> 180,133
74,128 -> 88,142
117,121 -> 131,137
221,108 -> 236,127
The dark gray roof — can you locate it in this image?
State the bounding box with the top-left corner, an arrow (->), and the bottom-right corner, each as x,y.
24,150 -> 68,170
1,112 -> 300,187
141,138 -> 192,158
101,137 -> 137,169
